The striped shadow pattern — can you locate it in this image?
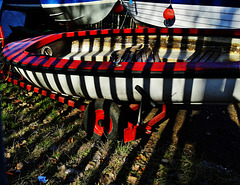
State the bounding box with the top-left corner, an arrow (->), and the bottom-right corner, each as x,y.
3,28 -> 240,104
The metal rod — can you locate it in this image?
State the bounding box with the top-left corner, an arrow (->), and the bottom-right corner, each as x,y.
137,100 -> 143,125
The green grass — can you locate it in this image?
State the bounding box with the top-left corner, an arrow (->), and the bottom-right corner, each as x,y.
2,81 -> 240,185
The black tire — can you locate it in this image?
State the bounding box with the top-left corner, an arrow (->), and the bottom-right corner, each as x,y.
82,99 -> 120,141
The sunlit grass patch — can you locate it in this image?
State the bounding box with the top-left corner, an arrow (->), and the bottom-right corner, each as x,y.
102,141 -> 131,172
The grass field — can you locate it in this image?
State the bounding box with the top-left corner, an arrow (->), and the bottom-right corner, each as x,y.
2,81 -> 240,185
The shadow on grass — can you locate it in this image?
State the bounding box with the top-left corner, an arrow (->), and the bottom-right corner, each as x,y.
6,112 -> 84,185
165,105 -> 240,185
137,107 -> 183,184
114,106 -> 179,184
4,79 -> 240,185
4,103 -> 72,147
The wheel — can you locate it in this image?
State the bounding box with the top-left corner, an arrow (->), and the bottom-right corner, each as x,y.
83,99 -> 120,141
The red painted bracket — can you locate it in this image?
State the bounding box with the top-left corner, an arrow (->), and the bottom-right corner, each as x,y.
124,104 -> 167,143
124,122 -> 139,143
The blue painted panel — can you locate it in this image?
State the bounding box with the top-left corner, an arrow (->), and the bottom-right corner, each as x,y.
0,10 -> 26,37
4,0 -> 40,5
0,0 -> 3,9
5,0 -> 99,5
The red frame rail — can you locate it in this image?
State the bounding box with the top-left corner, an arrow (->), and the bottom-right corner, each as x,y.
1,73 -> 86,112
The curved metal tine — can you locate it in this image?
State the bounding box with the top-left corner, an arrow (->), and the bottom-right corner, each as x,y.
153,51 -> 161,62
109,50 -> 118,62
126,44 -> 143,63
121,47 -> 131,62
145,47 -> 154,62
136,50 -> 143,62
136,46 -> 153,62
113,48 -> 127,65
141,49 -> 148,62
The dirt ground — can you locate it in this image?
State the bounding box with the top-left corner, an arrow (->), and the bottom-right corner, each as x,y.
2,81 -> 240,185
